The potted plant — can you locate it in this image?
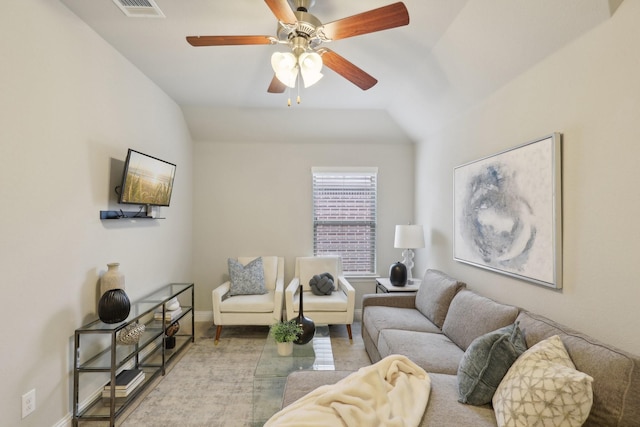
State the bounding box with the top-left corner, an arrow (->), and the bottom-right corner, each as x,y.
270,319 -> 302,356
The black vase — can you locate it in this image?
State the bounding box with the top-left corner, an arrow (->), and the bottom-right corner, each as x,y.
98,289 -> 131,324
165,336 -> 176,349
389,262 -> 407,286
294,284 -> 315,345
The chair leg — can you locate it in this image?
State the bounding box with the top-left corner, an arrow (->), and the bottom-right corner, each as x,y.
214,325 -> 222,344
346,324 -> 353,340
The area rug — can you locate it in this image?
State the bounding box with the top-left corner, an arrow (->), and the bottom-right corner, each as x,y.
120,322 -> 370,427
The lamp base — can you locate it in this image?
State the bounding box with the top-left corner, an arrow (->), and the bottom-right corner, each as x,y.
401,249 -> 415,280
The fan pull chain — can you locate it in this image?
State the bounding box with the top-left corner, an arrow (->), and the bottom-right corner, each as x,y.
297,73 -> 301,104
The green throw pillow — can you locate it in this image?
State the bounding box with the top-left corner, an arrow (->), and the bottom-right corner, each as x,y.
457,322 -> 527,405
228,257 -> 267,296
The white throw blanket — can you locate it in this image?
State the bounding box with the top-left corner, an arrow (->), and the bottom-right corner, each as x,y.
264,355 -> 431,427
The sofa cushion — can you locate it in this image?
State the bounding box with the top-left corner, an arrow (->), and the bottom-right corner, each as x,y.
219,290 -> 275,313
363,306 -> 442,352
415,269 -> 466,328
377,329 -> 464,374
457,322 -> 527,405
516,311 -> 640,426
422,373 -> 497,427
442,290 -> 519,351
291,290 -> 347,312
493,335 -> 593,427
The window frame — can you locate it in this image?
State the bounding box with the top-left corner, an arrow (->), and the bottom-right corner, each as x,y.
311,167 -> 378,276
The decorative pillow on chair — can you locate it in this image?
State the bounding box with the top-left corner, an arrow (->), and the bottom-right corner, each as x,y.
492,335 -> 594,427
309,272 -> 334,295
228,257 -> 267,296
457,322 -> 527,405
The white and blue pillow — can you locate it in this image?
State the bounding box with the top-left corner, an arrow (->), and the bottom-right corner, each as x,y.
228,257 -> 267,296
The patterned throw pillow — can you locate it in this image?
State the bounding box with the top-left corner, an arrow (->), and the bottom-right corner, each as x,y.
457,322 -> 527,405
493,335 -> 594,427
228,257 -> 267,296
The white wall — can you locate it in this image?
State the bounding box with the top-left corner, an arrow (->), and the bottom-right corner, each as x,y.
0,1 -> 193,425
192,141 -> 415,311
414,0 -> 640,354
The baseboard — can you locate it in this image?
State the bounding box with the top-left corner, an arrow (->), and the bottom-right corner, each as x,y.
53,414 -> 71,427
195,310 -> 213,323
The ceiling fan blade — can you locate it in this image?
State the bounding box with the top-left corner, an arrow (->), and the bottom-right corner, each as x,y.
267,75 -> 287,93
186,35 -> 274,46
321,2 -> 409,41
318,48 -> 377,91
264,0 -> 297,24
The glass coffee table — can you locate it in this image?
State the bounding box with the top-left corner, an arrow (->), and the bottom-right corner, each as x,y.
252,325 -> 334,425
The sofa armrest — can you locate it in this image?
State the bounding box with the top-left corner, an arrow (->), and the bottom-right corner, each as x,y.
272,259 -> 285,321
336,275 -> 356,322
362,293 -> 416,310
284,277 -> 300,320
212,281 -> 231,325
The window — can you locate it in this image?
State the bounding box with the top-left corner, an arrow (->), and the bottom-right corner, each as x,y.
312,167 -> 377,275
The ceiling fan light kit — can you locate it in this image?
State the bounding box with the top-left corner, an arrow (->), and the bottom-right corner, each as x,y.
186,0 -> 410,100
271,50 -> 323,89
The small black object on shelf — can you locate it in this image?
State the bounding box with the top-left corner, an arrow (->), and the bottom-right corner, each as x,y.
165,336 -> 176,349
98,289 -> 131,323
389,261 -> 408,286
294,284 -> 315,345
100,211 -> 164,220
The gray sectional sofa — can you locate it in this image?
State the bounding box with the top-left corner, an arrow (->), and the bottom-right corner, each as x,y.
282,269 -> 640,426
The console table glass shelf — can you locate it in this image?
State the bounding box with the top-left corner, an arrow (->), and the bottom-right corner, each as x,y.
73,283 -> 194,427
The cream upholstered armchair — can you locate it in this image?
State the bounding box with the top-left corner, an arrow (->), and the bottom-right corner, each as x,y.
212,256 -> 284,343
285,256 -> 356,339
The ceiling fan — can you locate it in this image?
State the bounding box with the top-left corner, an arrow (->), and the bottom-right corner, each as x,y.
186,0 -> 410,95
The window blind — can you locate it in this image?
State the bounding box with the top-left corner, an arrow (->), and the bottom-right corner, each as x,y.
312,168 -> 377,275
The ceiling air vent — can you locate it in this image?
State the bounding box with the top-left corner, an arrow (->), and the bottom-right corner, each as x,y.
112,0 -> 165,18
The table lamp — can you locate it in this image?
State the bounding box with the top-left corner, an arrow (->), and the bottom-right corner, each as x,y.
394,224 -> 425,282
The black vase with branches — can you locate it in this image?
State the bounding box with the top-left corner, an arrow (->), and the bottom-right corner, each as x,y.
294,284 -> 315,345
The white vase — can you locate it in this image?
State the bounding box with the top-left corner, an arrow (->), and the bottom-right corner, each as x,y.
277,341 -> 293,356
100,263 -> 125,296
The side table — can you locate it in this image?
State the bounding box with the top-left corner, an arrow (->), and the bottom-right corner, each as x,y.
375,277 -> 422,293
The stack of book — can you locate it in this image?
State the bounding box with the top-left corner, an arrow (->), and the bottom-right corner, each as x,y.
154,306 -> 182,321
102,369 -> 145,404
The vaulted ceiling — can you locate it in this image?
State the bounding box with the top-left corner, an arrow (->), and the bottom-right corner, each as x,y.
59,0 -> 622,142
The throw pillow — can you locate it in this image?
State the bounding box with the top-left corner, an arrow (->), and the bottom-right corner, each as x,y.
493,335 -> 594,427
414,269 -> 466,328
228,257 -> 267,296
309,272 -> 335,295
457,322 -> 527,405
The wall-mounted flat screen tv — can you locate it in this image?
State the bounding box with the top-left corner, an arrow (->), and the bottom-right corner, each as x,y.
118,149 -> 176,207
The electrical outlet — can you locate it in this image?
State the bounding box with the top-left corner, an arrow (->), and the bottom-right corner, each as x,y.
22,389 -> 36,418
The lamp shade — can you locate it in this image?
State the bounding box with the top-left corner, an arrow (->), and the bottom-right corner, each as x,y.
271,52 -> 298,88
394,225 -> 425,249
299,52 -> 323,88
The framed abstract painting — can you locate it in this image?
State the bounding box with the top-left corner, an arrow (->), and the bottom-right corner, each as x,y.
453,133 -> 562,289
